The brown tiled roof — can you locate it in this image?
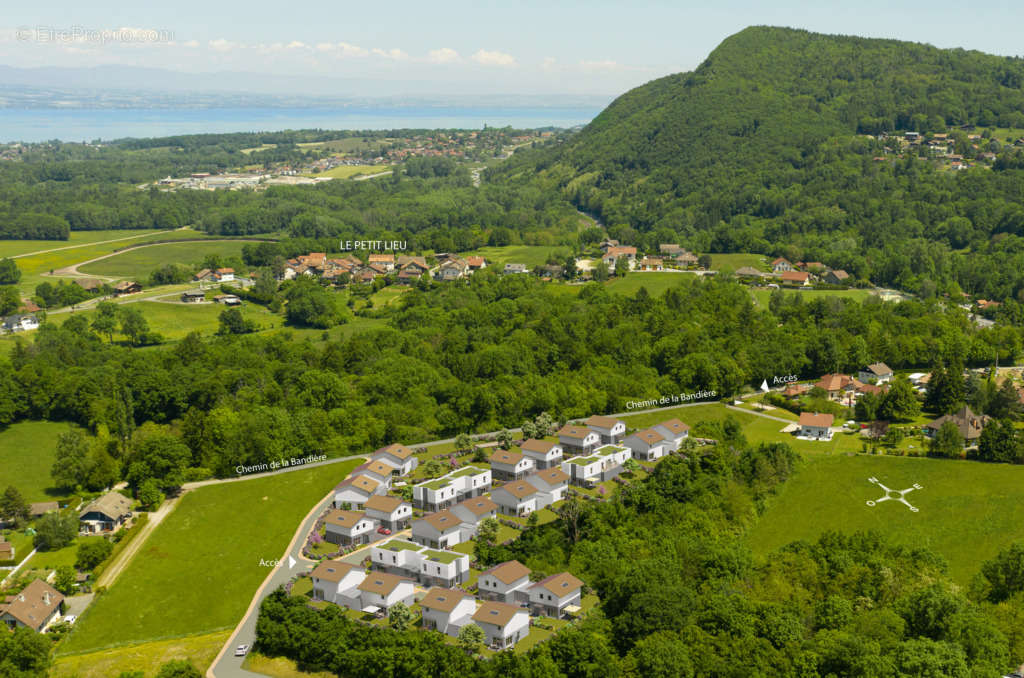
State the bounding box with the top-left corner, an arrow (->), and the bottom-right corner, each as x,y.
531,571 -> 584,597
521,439 -> 558,453
422,509 -> 461,532
357,572 -> 408,596
311,561 -> 362,583
482,560 -> 531,585
472,600 -> 522,627
454,496 -> 498,516
558,425 -> 594,440
499,480 -> 538,500
490,450 -> 524,465
29,501 -> 58,517
799,412 -> 834,428
584,415 -> 622,429
80,491 -> 132,521
364,495 -> 406,513
324,509 -> 367,529
419,587 -> 472,613
0,579 -> 63,630
533,468 -> 569,486
781,271 -> 810,283
339,475 -> 380,494
631,428 -> 665,445
374,443 -> 414,460
865,362 -> 893,376
365,461 -> 395,477
815,374 -> 853,392
658,419 -> 690,435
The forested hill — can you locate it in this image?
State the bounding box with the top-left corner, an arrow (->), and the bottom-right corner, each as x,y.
493,26 -> 1024,300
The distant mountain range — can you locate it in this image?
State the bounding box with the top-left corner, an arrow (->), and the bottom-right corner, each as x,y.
0,64 -> 613,109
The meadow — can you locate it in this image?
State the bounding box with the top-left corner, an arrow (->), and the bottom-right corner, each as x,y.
749,287 -> 876,307
303,164 -> 389,179
58,459 -> 362,655
50,630 -> 230,678
710,253 -> 768,271
77,240 -> 252,279
0,420 -> 79,501
0,229 -> 164,259
468,245 -> 570,268
745,454 -> 1024,585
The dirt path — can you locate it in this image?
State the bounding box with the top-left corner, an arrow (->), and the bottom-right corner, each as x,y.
10,230 -> 184,260
95,495 -> 181,588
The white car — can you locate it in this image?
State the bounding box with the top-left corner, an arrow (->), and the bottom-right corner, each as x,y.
234,644 -> 250,657
63,615 -> 77,625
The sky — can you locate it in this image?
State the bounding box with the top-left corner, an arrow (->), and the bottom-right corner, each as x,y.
1,0 -> 1023,97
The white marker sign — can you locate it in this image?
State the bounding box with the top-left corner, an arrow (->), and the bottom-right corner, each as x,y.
865,477 -> 923,512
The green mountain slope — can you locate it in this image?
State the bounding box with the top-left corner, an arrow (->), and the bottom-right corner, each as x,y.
495,26 -> 1024,301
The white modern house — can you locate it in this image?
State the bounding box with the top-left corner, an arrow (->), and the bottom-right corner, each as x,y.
478,560 -> 532,604
520,439 -> 563,470
363,495 -> 413,532
356,572 -> 416,614
420,587 -> 477,637
323,509 -> 375,546
0,314 -> 39,334
412,465 -> 491,512
528,468 -> 569,508
333,475 -> 383,510
623,428 -> 669,461
650,418 -> 690,452
372,443 -> 419,476
369,539 -> 469,587
411,509 -> 466,549
490,479 -> 539,517
557,425 -> 601,456
561,444 -> 631,486
489,449 -> 535,481
311,561 -> 367,607
353,460 -> 397,488
449,495 -> 498,535
528,572 -> 584,618
472,601 -> 531,649
858,362 -> 894,384
798,412 -> 834,441
584,415 -> 626,444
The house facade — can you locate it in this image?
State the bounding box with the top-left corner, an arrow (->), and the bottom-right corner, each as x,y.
473,601 -> 531,649
79,492 -> 132,534
420,587 -> 477,637
449,496 -> 498,535
478,560 -> 532,604
323,509 -> 375,546
356,572 -> 415,614
584,416 -> 626,444
858,363 -> 894,384
411,509 -> 466,549
562,445 -> 631,486
363,495 -> 413,531
529,468 -> 569,508
528,572 -> 584,618
623,428 -> 668,461
489,450 -> 535,481
490,480 -> 539,517
311,561 -> 366,607
799,412 -> 834,440
333,475 -> 383,510
371,443 -> 419,476
0,579 -> 64,632
520,439 -> 563,469
557,425 -> 601,456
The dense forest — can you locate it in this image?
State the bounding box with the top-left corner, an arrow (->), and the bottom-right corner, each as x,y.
0,274 -> 1019,491
256,445 -> 1024,677
491,26 -> 1024,301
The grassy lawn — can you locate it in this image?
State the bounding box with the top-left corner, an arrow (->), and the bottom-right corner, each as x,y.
604,272 -> 691,297
303,165 -> 389,179
24,538 -> 80,572
0,420 -> 81,501
241,652 -> 336,678
621,403 -> 735,430
749,287 -> 875,307
467,246 -> 570,268
78,241 -> 251,279
711,253 -> 767,271
58,460 -> 362,655
0,229 -> 165,259
745,454 -> 1024,585
50,630 -> 230,678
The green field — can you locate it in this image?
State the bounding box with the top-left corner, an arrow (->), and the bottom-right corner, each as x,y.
0,420 -> 79,501
605,272 -> 693,296
0,230 -> 166,259
746,454 -> 1024,585
51,630 -> 230,678
78,240 -> 252,279
58,459 -> 362,655
468,245 -> 570,268
711,253 -> 767,271
750,287 -> 875,307
303,164 -> 388,179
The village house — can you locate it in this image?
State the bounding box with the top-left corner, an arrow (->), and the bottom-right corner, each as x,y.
650,418 -> 690,451
528,467 -> 569,507
411,509 -> 466,549
782,383 -> 810,399
924,405 -> 989,447
520,439 -> 563,470
323,509 -> 375,546
420,587 -> 477,637
28,502 -> 58,519
466,256 -> 487,271
372,539 -> 427,577
799,412 -> 835,441
584,415 -> 626,444
356,572 -> 416,615
528,572 -> 584,619
371,443 -> 419,476
503,263 -> 528,274
1,314 -> 39,333
473,601 -> 531,649
112,280 -> 142,297
436,258 -> 469,281
73,278 -> 104,292
658,244 -> 682,255
675,250 -> 699,267
637,257 -> 664,271
363,495 -> 412,532
858,362 -> 894,384
417,548 -> 471,588
213,268 -> 235,282
490,479 -> 540,517
735,266 -> 765,279
602,246 -> 638,269
780,270 -> 811,287
332,474 -> 383,510
0,579 -> 64,632
824,270 -> 850,286
598,239 -> 620,252
181,290 -> 206,303
771,257 -> 793,273
562,444 -> 631,486
368,254 -> 396,271
489,449 -> 535,481
814,373 -> 857,401
478,560 -> 532,604
0,541 -> 12,561
193,268 -> 212,282
311,560 -> 366,607
79,491 -> 132,534
350,461 -> 396,489
449,495 -> 498,536
412,465 -> 491,512
623,428 -> 669,461
557,424 -> 601,456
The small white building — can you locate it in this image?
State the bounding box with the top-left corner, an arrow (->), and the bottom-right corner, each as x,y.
363,495 -> 413,532
490,479 -> 539,517
417,548 -> 471,587
449,495 -> 498,535
561,444 -> 631,487
557,424 -> 601,456
584,415 -> 626,444
472,601 -> 531,649
478,560 -> 532,604
489,449 -> 535,481
356,572 -> 415,614
798,412 -> 834,441
528,572 -> 584,618
623,428 -> 668,461
420,587 -> 477,638
333,475 -> 382,510
528,467 -> 569,508
650,418 -> 690,452
372,443 -> 419,476
323,509 -> 375,546
520,439 -> 563,470
311,560 -> 366,607
411,509 -> 466,549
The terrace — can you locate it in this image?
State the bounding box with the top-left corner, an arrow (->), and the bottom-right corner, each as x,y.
379,540 -> 423,553
421,549 -> 463,564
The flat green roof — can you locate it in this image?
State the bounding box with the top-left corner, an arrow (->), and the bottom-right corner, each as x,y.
449,464 -> 488,478
421,477 -> 451,490
380,540 -> 423,552
422,549 -> 464,564
572,456 -> 600,465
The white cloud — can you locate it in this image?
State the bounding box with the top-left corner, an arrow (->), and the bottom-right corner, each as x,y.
579,59 -> 619,71
371,47 -> 408,60
472,49 -> 516,67
208,38 -> 242,52
427,47 -> 460,64
286,40 -> 308,50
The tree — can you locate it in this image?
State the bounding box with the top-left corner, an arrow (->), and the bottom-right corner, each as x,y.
878,377 -> 921,422
388,601 -> 413,632
974,418 -> 1021,464
496,429 -> 515,450
54,565 -> 77,595
454,433 -> 473,453
475,517 -> 500,566
92,301 -> 120,342
594,260 -> 611,282
614,256 -> 630,278
33,511 -> 78,551
623,458 -> 641,474
155,660 -> 202,678
926,364 -> 965,415
0,485 -> 29,528
563,256 -> 577,280
854,391 -> 880,421
928,420 -> 963,459
420,459 -> 446,478
0,285 -> 18,316
625,631 -> 694,678
978,542 -> 1024,602
76,538 -> 114,570
457,623 -> 485,655
52,429 -> 91,491
217,307 -> 256,335
119,306 -> 150,346
557,497 -> 585,544
0,257 -> 21,285
137,478 -> 165,510
126,429 -> 190,493
697,254 -> 712,270
989,379 -> 1021,420
285,279 -> 346,328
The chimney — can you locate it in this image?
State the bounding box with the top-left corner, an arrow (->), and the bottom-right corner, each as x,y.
43,592 -> 50,606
